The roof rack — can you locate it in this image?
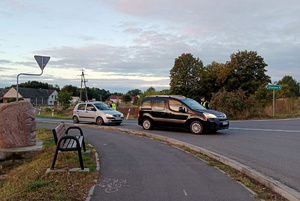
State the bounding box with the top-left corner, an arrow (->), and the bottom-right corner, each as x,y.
147,95 -> 186,98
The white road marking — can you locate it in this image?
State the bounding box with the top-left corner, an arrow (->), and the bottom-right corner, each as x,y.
183,189 -> 188,196
230,127 -> 300,133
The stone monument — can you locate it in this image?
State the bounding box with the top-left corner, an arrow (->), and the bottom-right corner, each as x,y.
0,101 -> 36,148
0,101 -> 41,160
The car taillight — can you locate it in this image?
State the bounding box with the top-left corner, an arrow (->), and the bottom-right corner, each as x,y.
138,106 -> 141,117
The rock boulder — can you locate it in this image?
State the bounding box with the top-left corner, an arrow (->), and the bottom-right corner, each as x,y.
0,101 -> 36,148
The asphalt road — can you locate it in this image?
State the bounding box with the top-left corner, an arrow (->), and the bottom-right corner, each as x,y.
119,118 -> 300,194
38,122 -> 255,201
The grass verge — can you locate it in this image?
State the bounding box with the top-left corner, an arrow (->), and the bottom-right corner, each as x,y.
0,128 -> 98,201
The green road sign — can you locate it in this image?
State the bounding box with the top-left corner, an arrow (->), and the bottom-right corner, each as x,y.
266,85 -> 281,90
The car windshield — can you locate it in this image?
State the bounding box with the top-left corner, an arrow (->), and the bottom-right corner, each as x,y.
181,98 -> 207,110
94,103 -> 113,110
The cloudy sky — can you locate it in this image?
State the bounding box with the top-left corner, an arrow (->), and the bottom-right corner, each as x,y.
1,0 -> 299,93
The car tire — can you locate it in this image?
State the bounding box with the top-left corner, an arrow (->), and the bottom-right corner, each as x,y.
142,118 -> 152,130
73,116 -> 79,124
96,117 -> 104,125
190,120 -> 203,134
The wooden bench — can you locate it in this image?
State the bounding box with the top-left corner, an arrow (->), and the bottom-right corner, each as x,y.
52,122 -> 86,170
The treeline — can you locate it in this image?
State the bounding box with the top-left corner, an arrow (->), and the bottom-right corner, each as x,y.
137,50 -> 300,119
2,50 -> 299,118
4,81 -> 142,103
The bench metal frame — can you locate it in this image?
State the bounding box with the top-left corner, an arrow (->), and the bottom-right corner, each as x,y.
52,123 -> 86,170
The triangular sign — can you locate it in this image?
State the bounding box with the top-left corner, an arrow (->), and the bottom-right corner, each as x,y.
34,55 -> 50,70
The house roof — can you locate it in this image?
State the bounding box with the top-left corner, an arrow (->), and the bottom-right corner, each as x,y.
16,88 -> 56,98
0,89 -> 9,97
110,96 -> 122,100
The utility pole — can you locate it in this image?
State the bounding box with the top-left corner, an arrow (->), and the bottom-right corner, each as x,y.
79,69 -> 88,102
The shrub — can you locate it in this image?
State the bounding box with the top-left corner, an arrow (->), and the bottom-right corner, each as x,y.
210,88 -> 256,119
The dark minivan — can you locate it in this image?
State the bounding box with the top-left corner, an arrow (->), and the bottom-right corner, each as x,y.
138,95 -> 229,134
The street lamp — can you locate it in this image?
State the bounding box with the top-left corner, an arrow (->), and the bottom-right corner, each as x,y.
16,55 -> 50,101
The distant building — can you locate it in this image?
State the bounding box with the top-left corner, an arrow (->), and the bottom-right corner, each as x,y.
70,96 -> 80,104
109,96 -> 122,103
0,87 -> 57,105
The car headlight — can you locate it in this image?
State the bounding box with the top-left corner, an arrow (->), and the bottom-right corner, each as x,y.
203,112 -> 217,118
105,114 -> 113,118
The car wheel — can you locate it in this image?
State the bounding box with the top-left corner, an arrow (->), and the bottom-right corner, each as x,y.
73,116 -> 79,124
96,117 -> 104,125
142,118 -> 152,130
190,120 -> 203,134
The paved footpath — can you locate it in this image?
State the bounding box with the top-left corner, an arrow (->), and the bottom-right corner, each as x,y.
54,123 -> 256,201
38,123 -> 256,201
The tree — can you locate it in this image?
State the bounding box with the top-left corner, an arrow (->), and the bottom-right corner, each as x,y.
201,61 -> 225,100
14,80 -> 60,91
170,53 -> 204,101
218,50 -> 271,95
127,89 -> 142,97
276,75 -> 300,98
61,85 -> 80,96
122,94 -> 132,103
57,91 -> 72,109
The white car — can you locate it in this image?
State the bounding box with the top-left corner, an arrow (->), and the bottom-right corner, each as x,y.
72,102 -> 124,125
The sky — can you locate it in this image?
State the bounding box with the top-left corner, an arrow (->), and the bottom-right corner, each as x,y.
0,0 -> 299,93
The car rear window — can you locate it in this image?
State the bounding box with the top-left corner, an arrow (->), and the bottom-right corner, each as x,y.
141,100 -> 151,108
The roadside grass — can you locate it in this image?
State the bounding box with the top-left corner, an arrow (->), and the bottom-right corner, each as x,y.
0,128 -> 98,201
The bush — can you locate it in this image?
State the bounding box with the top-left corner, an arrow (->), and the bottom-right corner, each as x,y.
44,108 -> 52,112
210,88 -> 256,119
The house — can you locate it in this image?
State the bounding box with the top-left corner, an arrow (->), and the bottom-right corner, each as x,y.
0,89 -> 9,103
1,87 -> 58,105
109,96 -> 122,103
70,96 -> 80,104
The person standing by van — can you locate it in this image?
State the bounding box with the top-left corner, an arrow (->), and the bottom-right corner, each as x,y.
110,101 -> 117,110
200,96 -> 209,109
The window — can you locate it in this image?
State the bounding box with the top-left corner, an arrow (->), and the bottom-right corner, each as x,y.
78,104 -> 85,110
141,100 -> 151,108
152,99 -> 165,111
169,100 -> 187,112
87,104 -> 96,111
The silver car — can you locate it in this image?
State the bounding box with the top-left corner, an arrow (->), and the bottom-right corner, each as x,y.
72,102 -> 124,125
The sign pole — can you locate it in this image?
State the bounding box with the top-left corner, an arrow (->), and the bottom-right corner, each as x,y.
273,90 -> 275,117
266,84 -> 281,117
16,55 -> 50,101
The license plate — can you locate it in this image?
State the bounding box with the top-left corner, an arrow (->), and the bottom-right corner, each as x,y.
222,121 -> 228,125
115,117 -> 121,120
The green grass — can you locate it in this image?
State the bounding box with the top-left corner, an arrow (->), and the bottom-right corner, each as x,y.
0,128 -> 98,201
